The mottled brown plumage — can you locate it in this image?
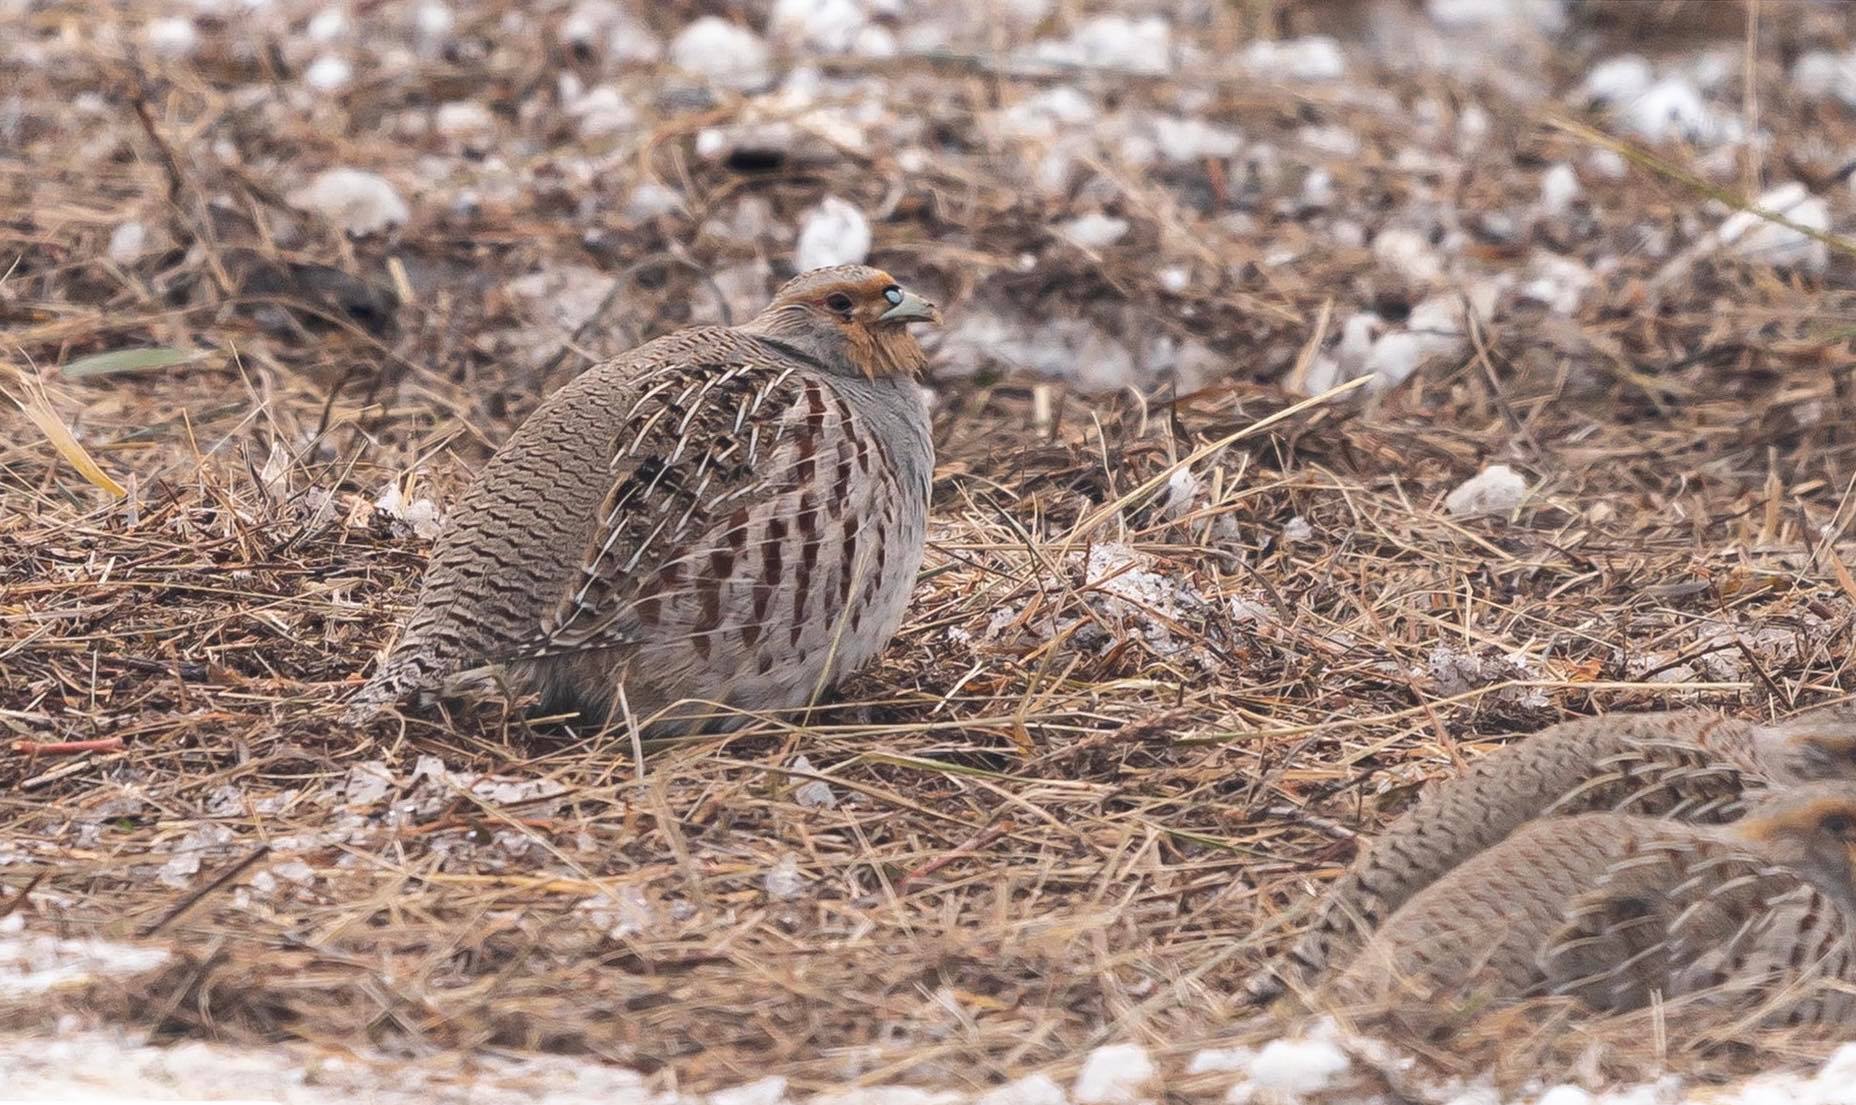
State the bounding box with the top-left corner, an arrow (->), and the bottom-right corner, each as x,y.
1326,783 -> 1856,1027
1250,705 -> 1856,1004
346,265 -> 941,733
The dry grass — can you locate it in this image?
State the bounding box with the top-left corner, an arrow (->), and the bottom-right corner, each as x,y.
6,1 -> 1856,1098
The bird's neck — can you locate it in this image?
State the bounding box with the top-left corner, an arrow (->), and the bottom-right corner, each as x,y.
740,311 -> 925,381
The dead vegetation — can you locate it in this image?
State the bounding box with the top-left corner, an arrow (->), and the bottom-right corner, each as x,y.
5,0 -> 1856,1099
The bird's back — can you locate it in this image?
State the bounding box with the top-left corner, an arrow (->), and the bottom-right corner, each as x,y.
1255,710 -> 1757,1002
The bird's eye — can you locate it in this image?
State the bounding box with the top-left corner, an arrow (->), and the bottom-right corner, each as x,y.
1823,813 -> 1855,836
825,292 -> 854,313
883,285 -> 903,305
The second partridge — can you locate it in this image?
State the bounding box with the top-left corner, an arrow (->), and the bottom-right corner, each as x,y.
1251,705 -> 1856,1003
1326,782 -> 1856,1027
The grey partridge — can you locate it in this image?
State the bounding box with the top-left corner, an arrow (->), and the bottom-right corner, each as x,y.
347,265 -> 941,734
1325,782 -> 1856,1027
1250,705 -> 1856,1004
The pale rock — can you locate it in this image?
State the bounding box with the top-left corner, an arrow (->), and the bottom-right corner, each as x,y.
287,168 -> 409,236
1445,464 -> 1528,517
670,17 -> 773,92
1157,266 -> 1190,293
794,196 -> 872,271
1072,1043 -> 1155,1105
1283,516 -> 1314,543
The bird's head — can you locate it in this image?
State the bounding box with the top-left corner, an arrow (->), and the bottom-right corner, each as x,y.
741,265 -> 941,380
1733,782 -> 1856,911
1748,703 -> 1856,783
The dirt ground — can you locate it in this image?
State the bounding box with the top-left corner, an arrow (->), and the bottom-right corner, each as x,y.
6,0 -> 1856,1100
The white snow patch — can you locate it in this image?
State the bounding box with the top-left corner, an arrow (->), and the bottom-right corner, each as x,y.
975,1073 -> 1068,1105
1071,1042 -> 1155,1105
1718,182 -> 1830,274
1246,1036 -> 1351,1096
1538,162 -> 1580,215
1187,1047 -> 1255,1075
790,754 -> 838,809
1579,55 -> 1655,105
1057,213 -> 1130,250
306,5 -> 348,42
1151,115 -> 1243,163
1241,36 -> 1345,82
1444,464 -> 1528,518
762,853 -> 809,901
1372,226 -> 1446,286
712,1076 -> 791,1105
1027,15 -> 1171,75
287,168 -> 409,236
433,100 -> 495,142
303,53 -> 352,91
1792,50 -> 1856,108
0,914 -> 170,998
670,17 -> 773,92
770,0 -> 870,54
626,182 -> 685,221
371,483 -> 443,540
107,221 -> 149,264
794,196 -> 872,271
575,885 -> 655,939
992,87 -> 1099,141
1516,251 -> 1595,316
144,16 -> 199,58
563,81 -> 639,138
509,263 -> 619,334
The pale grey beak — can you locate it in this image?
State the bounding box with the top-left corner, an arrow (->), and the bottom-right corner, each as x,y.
878,290 -> 941,324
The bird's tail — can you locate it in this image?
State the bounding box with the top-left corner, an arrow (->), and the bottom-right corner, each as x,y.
341,642 -> 448,724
